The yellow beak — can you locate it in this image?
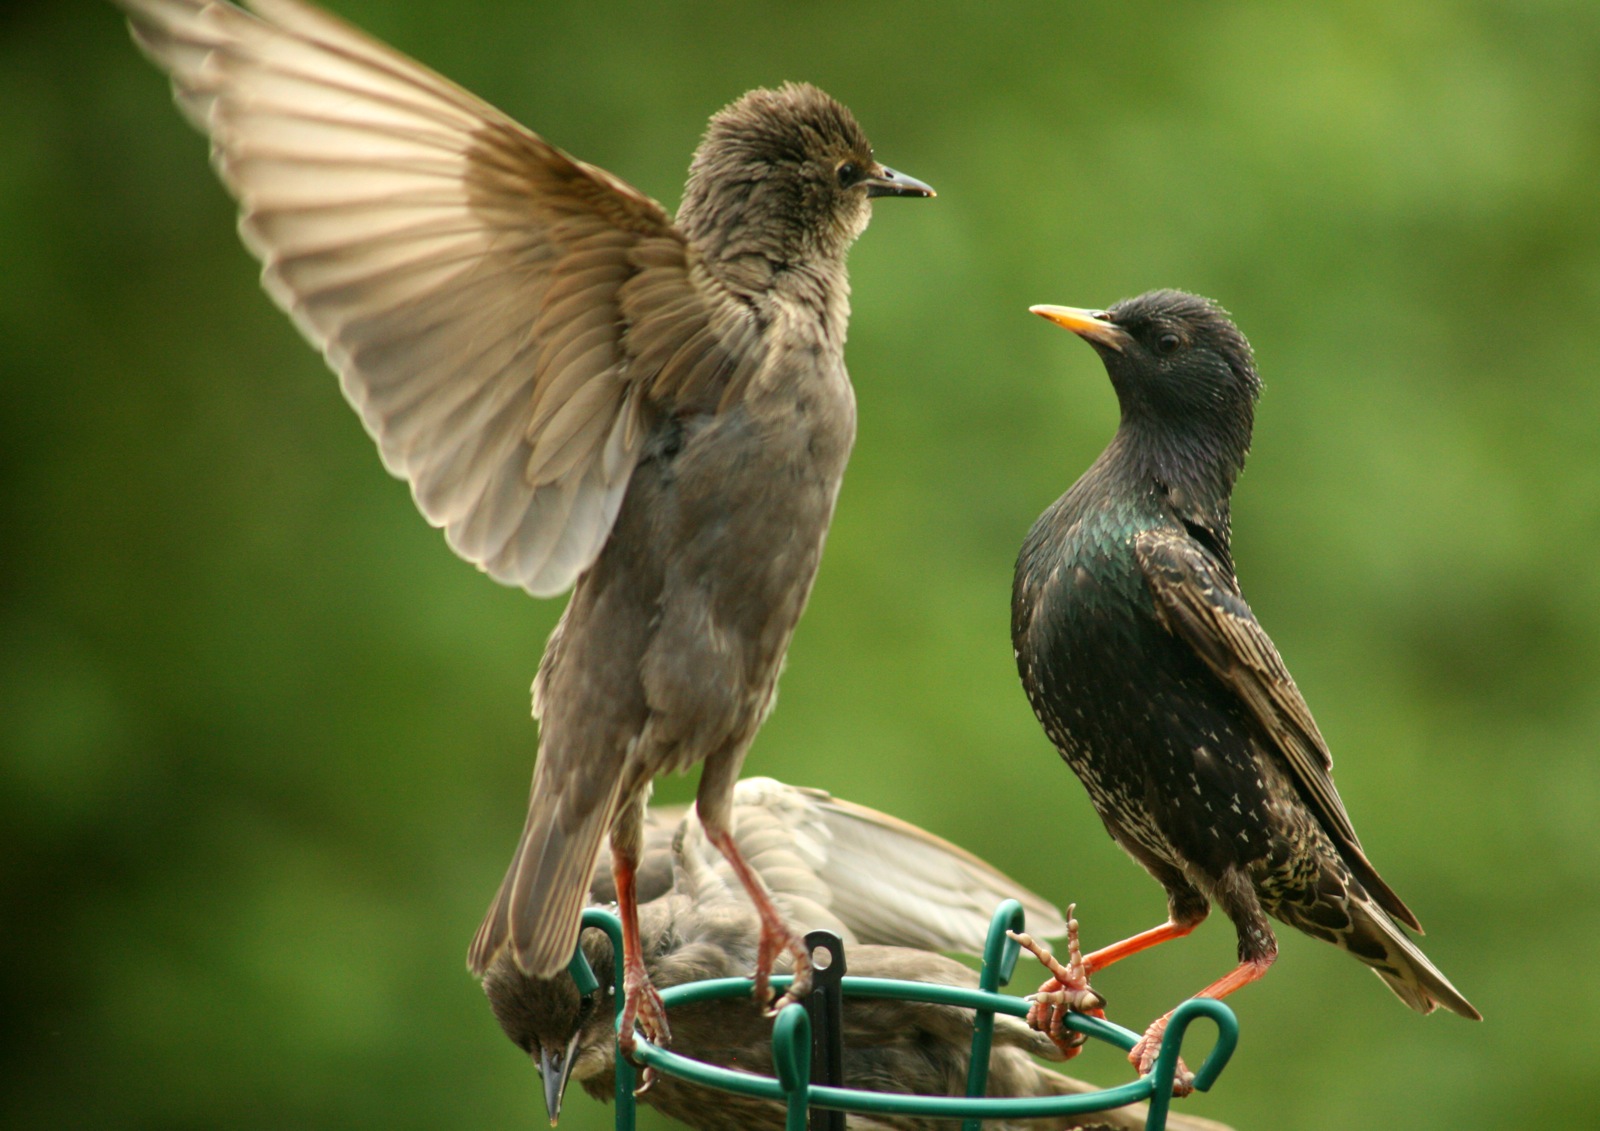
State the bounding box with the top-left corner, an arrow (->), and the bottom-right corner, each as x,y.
1029,304 -> 1129,353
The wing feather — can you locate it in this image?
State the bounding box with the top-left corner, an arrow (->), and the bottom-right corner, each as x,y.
1135,527 -> 1422,931
118,0 -> 764,598
673,779 -> 1068,956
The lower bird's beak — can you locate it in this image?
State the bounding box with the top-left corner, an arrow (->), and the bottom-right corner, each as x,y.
537,1032 -> 582,1126
1030,304 -> 1130,353
865,164 -> 935,198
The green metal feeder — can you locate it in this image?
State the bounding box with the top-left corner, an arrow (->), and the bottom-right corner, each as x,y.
569,901 -> 1238,1131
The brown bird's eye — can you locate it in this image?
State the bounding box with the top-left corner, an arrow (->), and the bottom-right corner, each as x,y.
837,161 -> 860,187
1157,332 -> 1182,355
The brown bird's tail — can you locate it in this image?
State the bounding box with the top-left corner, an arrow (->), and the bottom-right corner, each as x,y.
1343,890 -> 1481,1021
467,781 -> 623,978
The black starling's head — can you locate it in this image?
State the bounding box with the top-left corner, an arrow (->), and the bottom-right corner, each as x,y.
1032,290 -> 1260,481
677,83 -> 932,270
481,931 -> 617,1125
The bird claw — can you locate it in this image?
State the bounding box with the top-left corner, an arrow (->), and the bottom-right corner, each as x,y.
763,989 -> 801,1017
1129,1015 -> 1194,1097
618,966 -> 672,1055
762,977 -> 809,1018
754,924 -> 811,1015
1009,906 -> 1105,1059
1025,985 -> 1105,1014
617,1033 -> 657,1097
617,978 -> 667,1099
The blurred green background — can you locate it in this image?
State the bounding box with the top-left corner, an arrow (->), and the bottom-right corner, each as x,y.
4,1 -> 1598,1127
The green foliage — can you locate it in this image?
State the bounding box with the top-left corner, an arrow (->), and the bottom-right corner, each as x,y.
4,1 -> 1597,1127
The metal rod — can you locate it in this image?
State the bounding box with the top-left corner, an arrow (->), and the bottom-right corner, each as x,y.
578,908 -> 636,1129
962,900 -> 1026,1131
802,930 -> 847,1131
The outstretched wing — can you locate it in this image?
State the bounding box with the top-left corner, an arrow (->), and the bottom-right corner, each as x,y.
807,787 -> 1069,952
1135,527 -> 1421,931
120,0 -> 763,596
674,778 -> 1069,954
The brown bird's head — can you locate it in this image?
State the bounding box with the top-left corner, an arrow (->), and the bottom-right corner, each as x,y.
677,83 -> 932,275
481,931 -> 617,1125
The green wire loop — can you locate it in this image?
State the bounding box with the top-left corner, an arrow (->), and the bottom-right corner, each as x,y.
566,933 -> 601,998
1142,997 -> 1240,1129
577,908 -> 634,1124
982,898 -> 1027,990
961,898 -> 1027,1131
771,1005 -> 812,1131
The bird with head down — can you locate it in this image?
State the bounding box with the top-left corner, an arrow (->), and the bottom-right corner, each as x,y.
1012,290 -> 1480,1087
483,777 -> 1235,1131
113,0 -> 934,1055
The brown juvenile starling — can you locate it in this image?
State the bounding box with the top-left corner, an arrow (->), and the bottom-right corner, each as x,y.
483,777 -> 1230,1131
115,0 -> 932,1051
1012,290 -> 1480,1082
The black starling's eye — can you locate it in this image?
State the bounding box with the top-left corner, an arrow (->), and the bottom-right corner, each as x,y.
837,161 -> 861,187
1157,333 -> 1182,355
576,991 -> 597,1019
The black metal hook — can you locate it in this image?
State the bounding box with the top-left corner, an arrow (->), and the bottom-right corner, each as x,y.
802,930 -> 847,1131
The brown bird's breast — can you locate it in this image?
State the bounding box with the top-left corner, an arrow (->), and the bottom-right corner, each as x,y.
539,338 -> 857,784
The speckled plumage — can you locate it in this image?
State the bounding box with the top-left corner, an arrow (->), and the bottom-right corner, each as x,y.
1013,291 -> 1478,1064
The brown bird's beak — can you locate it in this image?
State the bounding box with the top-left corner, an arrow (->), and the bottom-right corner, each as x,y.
865,164 -> 935,198
1030,304 -> 1130,353
537,1032 -> 581,1126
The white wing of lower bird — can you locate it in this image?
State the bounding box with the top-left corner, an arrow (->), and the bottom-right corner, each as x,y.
674,777 -> 1068,954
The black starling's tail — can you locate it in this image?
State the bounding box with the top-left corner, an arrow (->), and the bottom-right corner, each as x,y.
1344,891 -> 1481,1021
467,779 -> 623,979
1336,836 -> 1423,932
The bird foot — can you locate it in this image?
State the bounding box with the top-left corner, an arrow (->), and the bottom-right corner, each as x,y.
755,925 -> 813,1016
1128,1014 -> 1194,1097
1010,905 -> 1105,1060
618,964 -> 672,1056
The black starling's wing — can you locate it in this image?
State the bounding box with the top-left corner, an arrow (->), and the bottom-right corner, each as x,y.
120,0 -> 764,597
1135,528 -> 1422,931
673,778 -> 1068,954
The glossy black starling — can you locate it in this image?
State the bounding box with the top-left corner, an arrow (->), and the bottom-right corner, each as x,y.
116,0 -> 932,1051
484,777 -> 1230,1131
1012,290 -> 1480,1078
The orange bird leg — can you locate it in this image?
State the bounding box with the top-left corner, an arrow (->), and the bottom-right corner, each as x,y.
701,823 -> 813,1014
1082,919 -> 1198,976
613,848 -> 670,1076
1130,955 -> 1276,1095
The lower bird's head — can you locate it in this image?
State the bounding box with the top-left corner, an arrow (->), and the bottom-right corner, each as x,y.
480,931 -> 617,1125
1031,290 -> 1260,489
677,83 -> 933,273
